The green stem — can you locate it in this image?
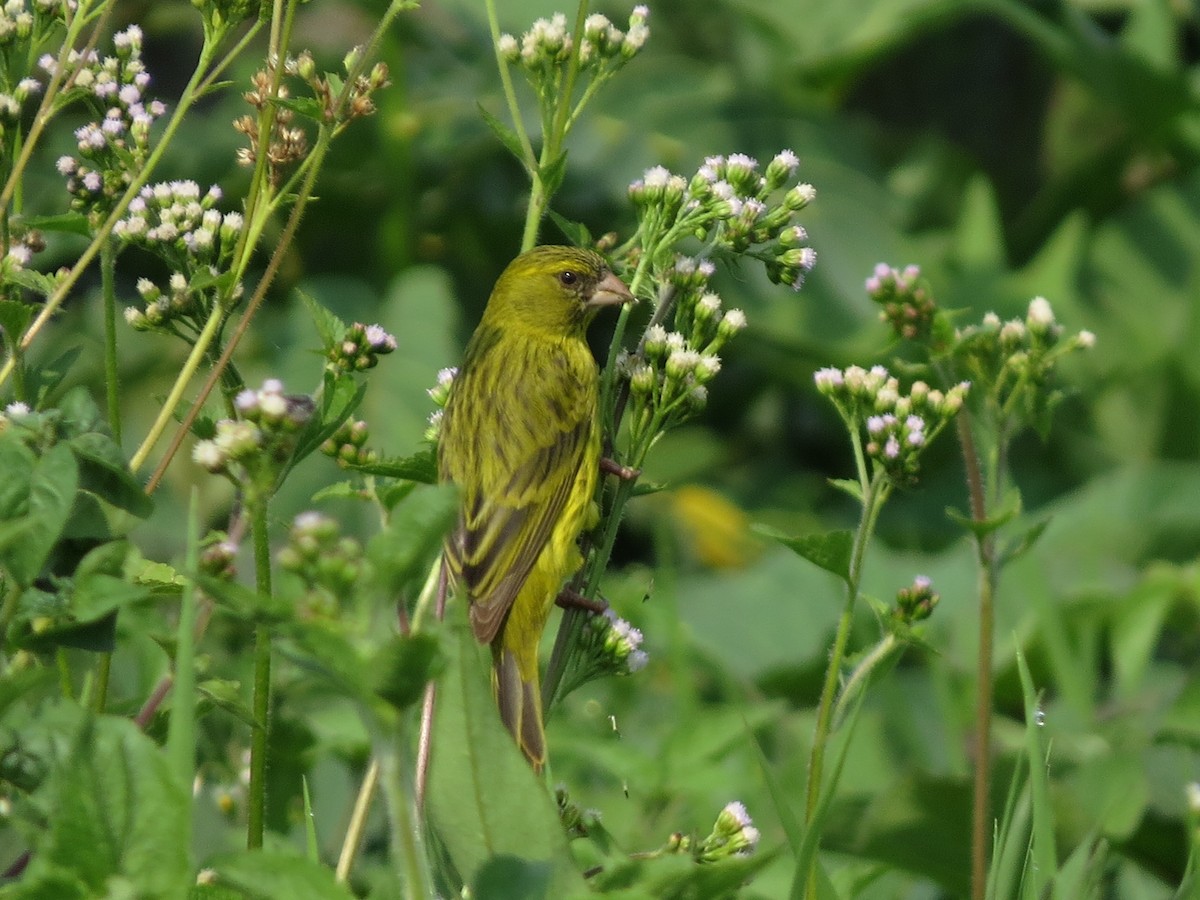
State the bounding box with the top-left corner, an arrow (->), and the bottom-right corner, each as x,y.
167,489 -> 202,811
100,238 -> 121,440
129,300 -> 227,472
377,732 -> 434,899
958,411 -> 996,900
483,0 -> 536,169
802,472 -> 889,897
831,633 -> 898,728
91,654 -> 111,714
246,494 -> 273,850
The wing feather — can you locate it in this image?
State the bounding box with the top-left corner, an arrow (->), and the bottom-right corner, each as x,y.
439,326 -> 596,644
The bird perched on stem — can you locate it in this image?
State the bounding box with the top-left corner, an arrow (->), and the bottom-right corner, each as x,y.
438,245 -> 634,770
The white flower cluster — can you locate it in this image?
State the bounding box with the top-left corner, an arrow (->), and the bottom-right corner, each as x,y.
327,321 -> 398,373
597,607 -> 648,673
118,181 -> 245,333
498,5 -> 649,74
953,296 -> 1095,406
621,257 -> 747,441
629,150 -> 817,289
193,379 -> 314,477
53,26 -> 167,214
114,180 -> 241,261
815,364 -> 969,484
423,366 -> 457,442
865,262 -> 937,341
696,801 -> 760,862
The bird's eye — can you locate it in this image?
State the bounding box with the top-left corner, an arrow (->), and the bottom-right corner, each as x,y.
558,270 -> 578,287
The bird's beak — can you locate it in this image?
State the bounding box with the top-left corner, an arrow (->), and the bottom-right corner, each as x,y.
587,270 -> 635,308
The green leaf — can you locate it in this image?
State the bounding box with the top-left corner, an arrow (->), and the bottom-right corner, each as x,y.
370,632 -> 444,710
197,678 -> 258,729
997,517 -> 1050,567
649,851 -> 777,899
198,851 -> 354,899
0,435 -> 35,518
291,371 -> 366,467
198,574 -> 289,622
0,299 -> 33,345
546,210 -> 592,248
945,489 -> 1022,539
1,441 -> 78,587
478,103 -> 528,165
426,614 -> 584,894
5,268 -> 59,298
299,289 -> 347,353
538,150 -> 569,198
827,478 -> 863,503
472,856 -> 554,900
69,432 -> 153,517
20,211 -> 92,237
366,484 -> 457,601
272,95 -> 325,122
69,541 -> 155,620
1016,649 -> 1056,899
346,447 -> 437,483
19,712 -> 191,897
756,525 -> 854,582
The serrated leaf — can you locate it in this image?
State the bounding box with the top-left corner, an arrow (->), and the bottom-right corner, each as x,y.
478,102 -> 529,165
755,525 -> 854,582
538,151 -> 569,198
998,518 -> 1051,567
2,442 -> 78,587
473,856 -> 554,900
945,489 -> 1022,539
631,479 -> 667,497
198,574 -> 289,622
70,431 -> 153,517
18,712 -> 191,897
272,95 -> 324,122
197,679 -> 258,729
6,268 -> 59,298
370,632 -> 444,710
427,615 -> 584,894
366,484 -> 457,601
547,210 -> 592,247
20,212 -> 92,237
199,851 -> 354,899
310,480 -> 367,503
299,289 -> 346,352
346,447 -> 437,483
291,371 -> 366,466
828,477 -> 863,502
0,299 -> 33,344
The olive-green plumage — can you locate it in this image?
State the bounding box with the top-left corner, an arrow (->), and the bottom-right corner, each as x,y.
438,245 -> 633,770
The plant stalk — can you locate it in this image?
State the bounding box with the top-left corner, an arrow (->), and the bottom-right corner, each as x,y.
246,494 -> 273,850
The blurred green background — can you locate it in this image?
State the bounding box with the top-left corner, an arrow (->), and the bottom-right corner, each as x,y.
32,0 -> 1200,896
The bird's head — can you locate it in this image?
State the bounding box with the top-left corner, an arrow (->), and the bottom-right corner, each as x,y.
483,245 -> 634,337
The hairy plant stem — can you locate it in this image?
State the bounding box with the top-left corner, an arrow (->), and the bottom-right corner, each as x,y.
803,472 -> 888,899
959,411 -> 997,900
246,494 -> 273,850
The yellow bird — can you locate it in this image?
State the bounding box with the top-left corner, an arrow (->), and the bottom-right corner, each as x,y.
438,245 -> 633,769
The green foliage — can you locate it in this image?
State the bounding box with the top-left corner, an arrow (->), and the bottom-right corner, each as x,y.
0,0 -> 1198,898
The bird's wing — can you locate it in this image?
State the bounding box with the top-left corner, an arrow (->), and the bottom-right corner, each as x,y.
440,334 -> 596,644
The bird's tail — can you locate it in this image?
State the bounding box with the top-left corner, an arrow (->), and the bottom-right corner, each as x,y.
494,645 -> 546,772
